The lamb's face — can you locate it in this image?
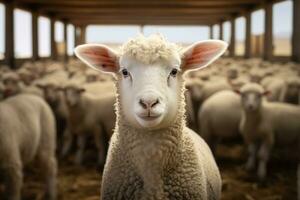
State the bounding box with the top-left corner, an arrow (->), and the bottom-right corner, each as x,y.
43,84 -> 61,104
2,78 -> 20,97
64,87 -> 85,106
241,91 -> 263,112
74,34 -> 228,130
238,84 -> 267,112
118,55 -> 181,129
286,82 -> 300,97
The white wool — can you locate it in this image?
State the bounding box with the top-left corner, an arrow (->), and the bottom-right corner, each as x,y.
120,34 -> 181,64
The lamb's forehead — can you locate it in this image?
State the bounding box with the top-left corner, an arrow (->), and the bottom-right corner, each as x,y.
240,83 -> 264,94
120,34 -> 181,67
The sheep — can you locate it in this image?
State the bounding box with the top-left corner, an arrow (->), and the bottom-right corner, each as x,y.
37,79 -> 69,153
75,34 -> 227,199
0,82 -> 5,100
237,83 -> 300,199
184,76 -> 233,131
61,82 -> 116,168
85,69 -> 100,83
1,72 -> 20,97
0,94 -> 57,200
2,72 -> 43,98
280,77 -> 300,104
261,77 -> 286,102
199,90 -> 242,154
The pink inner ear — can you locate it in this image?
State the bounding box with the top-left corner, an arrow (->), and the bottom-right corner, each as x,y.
82,48 -> 117,69
185,44 -> 222,65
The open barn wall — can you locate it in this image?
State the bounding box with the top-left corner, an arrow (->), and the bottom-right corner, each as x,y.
0,0 -> 299,70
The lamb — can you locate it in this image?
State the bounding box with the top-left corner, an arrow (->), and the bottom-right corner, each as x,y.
199,90 -> 242,154
37,79 -> 69,153
0,94 -> 57,200
185,76 -> 232,130
2,72 -> 43,98
75,34 -> 227,199
260,77 -> 286,102
280,77 -> 300,104
237,83 -> 300,199
61,82 -> 116,168
0,82 -> 5,100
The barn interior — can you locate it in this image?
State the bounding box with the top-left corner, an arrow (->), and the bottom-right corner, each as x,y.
0,0 -> 299,199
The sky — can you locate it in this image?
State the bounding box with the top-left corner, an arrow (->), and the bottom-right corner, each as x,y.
0,0 -> 294,58
38,16 -> 50,57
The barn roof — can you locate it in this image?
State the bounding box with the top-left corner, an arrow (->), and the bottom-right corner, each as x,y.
9,0 -> 283,26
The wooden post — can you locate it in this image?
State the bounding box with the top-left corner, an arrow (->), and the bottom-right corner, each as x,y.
63,21 -> 68,62
50,17 -> 57,60
32,10 -> 39,61
292,0 -> 300,62
264,3 -> 273,61
74,25 -> 78,47
5,1 -> 14,68
209,25 -> 213,39
245,12 -> 252,58
77,25 -> 86,45
229,18 -> 236,57
219,22 -> 223,40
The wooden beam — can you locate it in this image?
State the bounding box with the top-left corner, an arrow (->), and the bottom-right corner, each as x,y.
32,10 -> 39,61
50,17 -> 57,60
245,12 -> 251,58
63,21 -> 68,62
16,0 -> 262,7
229,18 -> 236,57
292,0 -> 300,62
77,26 -> 86,45
5,1 -> 15,69
38,7 -> 245,15
219,22 -> 223,40
263,2 -> 273,61
209,25 -> 213,39
70,19 -> 218,26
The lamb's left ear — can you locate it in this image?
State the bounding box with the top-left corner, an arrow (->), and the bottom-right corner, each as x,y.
181,40 -> 228,72
74,44 -> 119,74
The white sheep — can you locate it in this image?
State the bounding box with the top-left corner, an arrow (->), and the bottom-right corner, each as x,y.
280,77 -> 300,104
62,82 -> 116,168
0,94 -> 57,200
237,83 -> 300,200
2,72 -> 44,98
37,78 -> 69,153
199,90 -> 242,154
75,34 -> 227,199
261,77 -> 286,102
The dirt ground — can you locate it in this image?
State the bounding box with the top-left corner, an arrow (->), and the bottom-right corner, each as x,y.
1,144 -> 297,200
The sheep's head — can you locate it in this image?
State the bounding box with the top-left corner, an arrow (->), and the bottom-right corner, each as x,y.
37,80 -> 62,104
286,78 -> 300,97
2,72 -> 21,97
63,83 -> 85,107
236,83 -> 269,112
75,34 -> 227,129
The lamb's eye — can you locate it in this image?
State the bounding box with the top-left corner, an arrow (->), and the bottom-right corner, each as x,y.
170,68 -> 178,77
121,69 -> 129,78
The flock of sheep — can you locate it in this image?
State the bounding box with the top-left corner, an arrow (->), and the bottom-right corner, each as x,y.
0,34 -> 299,199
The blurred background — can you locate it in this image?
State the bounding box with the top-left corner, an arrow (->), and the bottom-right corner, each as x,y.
0,0 -> 299,200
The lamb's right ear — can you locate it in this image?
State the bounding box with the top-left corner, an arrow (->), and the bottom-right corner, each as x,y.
74,44 -> 119,74
181,40 -> 228,72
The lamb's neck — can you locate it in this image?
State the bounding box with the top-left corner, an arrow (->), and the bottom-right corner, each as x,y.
243,107 -> 263,125
117,117 -> 184,162
118,118 -> 184,199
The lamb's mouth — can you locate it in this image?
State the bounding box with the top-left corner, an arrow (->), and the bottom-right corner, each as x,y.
136,113 -> 163,122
